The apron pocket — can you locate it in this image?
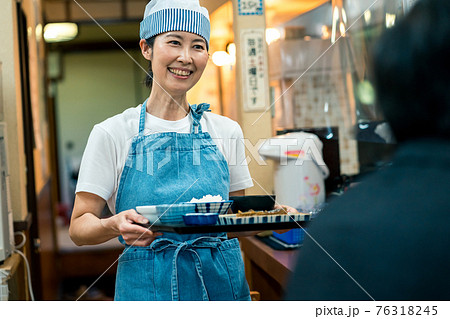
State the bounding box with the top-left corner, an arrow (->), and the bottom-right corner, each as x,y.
115,248 -> 155,301
218,238 -> 251,301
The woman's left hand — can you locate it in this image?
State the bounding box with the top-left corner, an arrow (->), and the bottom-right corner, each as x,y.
274,204 -> 300,214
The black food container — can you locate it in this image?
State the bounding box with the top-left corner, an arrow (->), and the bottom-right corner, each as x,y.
229,195 -> 276,214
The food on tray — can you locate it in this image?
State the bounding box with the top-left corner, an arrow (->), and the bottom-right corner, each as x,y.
190,195 -> 223,203
236,207 -> 290,217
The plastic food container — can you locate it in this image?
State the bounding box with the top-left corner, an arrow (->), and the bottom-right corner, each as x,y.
182,213 -> 219,226
272,228 -> 305,245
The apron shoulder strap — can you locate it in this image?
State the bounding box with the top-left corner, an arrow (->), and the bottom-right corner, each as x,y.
190,103 -> 211,134
138,100 -> 148,136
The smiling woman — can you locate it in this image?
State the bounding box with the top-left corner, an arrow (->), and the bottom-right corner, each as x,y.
140,31 -> 209,101
69,0 -> 254,301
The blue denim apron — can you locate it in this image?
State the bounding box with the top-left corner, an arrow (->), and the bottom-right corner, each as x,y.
113,101 -> 251,301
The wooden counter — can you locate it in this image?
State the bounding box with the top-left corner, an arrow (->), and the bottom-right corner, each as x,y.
240,236 -> 300,300
57,226 -> 122,278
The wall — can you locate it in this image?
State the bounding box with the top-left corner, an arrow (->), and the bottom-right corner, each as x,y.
0,0 -> 31,221
54,49 -> 148,206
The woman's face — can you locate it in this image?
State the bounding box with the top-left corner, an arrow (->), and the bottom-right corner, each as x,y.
148,31 -> 209,97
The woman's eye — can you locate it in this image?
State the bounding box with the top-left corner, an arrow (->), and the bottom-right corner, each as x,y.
194,44 -> 205,50
169,40 -> 181,45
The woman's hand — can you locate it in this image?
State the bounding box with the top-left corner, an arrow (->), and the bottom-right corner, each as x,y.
274,204 -> 300,214
108,209 -> 163,247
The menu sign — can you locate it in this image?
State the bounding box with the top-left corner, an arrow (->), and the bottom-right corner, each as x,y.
238,0 -> 264,16
241,29 -> 267,112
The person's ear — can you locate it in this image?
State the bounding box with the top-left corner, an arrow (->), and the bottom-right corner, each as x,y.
139,39 -> 152,61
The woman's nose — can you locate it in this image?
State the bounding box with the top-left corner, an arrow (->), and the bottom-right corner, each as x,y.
177,47 -> 193,64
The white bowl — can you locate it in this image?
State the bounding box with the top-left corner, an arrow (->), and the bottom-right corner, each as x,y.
136,203 -> 197,224
188,200 -> 233,215
135,205 -> 159,224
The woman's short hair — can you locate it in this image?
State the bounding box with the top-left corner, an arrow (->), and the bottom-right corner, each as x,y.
144,36 -> 156,89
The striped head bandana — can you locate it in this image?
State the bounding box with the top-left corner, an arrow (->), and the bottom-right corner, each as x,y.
140,0 -> 210,48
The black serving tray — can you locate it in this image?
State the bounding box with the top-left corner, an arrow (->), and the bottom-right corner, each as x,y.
138,220 -> 309,234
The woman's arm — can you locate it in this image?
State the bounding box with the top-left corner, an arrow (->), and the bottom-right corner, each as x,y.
229,190 -> 245,197
69,192 -> 161,246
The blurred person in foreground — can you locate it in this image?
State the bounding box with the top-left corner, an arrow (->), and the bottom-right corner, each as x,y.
285,0 -> 450,300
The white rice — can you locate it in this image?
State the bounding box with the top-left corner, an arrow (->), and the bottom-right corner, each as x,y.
189,195 -> 223,203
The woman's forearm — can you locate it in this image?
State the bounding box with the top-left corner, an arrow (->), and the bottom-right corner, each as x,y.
69,213 -> 119,246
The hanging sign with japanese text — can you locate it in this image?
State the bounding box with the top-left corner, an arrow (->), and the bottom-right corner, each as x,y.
241,29 -> 268,112
238,0 -> 264,16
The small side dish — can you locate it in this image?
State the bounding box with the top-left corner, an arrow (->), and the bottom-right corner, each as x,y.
182,213 -> 219,226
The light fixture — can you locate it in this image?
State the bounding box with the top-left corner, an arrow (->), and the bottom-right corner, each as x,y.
385,13 -> 396,28
321,25 -> 330,39
364,10 -> 372,24
226,43 -> 236,57
212,51 -> 233,67
339,22 -> 346,36
265,28 -> 281,45
341,8 -> 348,25
331,6 -> 340,43
212,42 -> 237,67
43,23 -> 78,43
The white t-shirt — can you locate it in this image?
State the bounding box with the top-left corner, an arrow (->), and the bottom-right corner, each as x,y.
76,105 -> 253,214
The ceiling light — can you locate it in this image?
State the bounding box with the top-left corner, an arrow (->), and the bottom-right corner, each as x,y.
364,10 -> 372,24
385,13 -> 396,28
212,51 -> 234,67
266,28 -> 281,45
226,43 -> 236,57
44,23 -> 78,43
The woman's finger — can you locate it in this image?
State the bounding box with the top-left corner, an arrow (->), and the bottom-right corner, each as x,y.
124,233 -> 162,246
121,209 -> 148,224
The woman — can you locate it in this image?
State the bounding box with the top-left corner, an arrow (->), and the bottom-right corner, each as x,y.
69,0 -> 254,300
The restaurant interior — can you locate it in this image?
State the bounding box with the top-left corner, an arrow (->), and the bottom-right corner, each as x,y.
0,0 -> 412,301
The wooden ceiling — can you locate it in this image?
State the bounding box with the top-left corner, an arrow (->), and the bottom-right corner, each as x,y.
43,0 -> 229,23
43,0 -> 329,47
44,0 -> 329,26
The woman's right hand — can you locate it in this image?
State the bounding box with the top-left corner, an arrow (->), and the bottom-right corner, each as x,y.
108,209 -> 163,246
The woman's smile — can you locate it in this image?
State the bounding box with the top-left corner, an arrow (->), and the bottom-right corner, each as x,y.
168,67 -> 193,78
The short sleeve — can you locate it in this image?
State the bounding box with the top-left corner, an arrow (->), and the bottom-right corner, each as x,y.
227,124 -> 254,192
75,125 -> 118,201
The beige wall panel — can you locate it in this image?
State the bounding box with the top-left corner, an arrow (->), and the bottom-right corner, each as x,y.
0,1 -> 29,221
232,0 -> 274,196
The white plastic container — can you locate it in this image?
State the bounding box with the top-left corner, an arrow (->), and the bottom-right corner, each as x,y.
259,132 -> 329,211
